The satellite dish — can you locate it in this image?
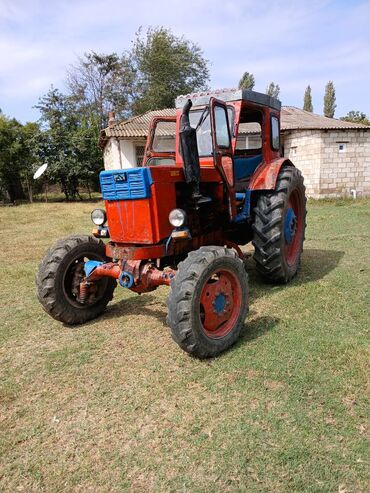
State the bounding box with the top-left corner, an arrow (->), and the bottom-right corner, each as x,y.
33,163 -> 48,179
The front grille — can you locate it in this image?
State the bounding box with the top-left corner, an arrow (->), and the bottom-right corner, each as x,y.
100,168 -> 152,201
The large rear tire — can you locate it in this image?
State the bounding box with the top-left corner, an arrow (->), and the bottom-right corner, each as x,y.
167,246 -> 249,358
36,235 -> 116,324
252,165 -> 306,283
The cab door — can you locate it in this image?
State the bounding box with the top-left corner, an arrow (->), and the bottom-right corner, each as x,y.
143,116 -> 176,166
209,97 -> 236,217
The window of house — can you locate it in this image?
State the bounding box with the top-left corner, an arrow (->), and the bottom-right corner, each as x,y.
290,146 -> 297,156
338,142 -> 347,153
135,145 -> 145,166
271,116 -> 280,150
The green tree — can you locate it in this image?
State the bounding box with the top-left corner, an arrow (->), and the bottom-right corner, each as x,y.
266,82 -> 280,98
129,27 -> 209,114
340,110 -> 370,125
36,87 -> 103,200
0,112 -> 25,202
67,51 -> 134,127
303,85 -> 313,112
238,72 -> 255,90
19,121 -> 45,202
323,80 -> 336,118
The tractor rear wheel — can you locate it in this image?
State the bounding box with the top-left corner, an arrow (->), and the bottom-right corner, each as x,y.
167,246 -> 249,358
36,235 -> 116,324
252,165 -> 306,283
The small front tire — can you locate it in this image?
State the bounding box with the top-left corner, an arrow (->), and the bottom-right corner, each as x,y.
36,235 -> 116,325
167,246 -> 249,358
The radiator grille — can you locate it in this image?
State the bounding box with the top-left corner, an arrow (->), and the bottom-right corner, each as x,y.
100,168 -> 152,201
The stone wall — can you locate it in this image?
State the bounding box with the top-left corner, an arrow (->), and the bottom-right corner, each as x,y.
320,130 -> 370,198
282,129 -> 370,198
282,130 -> 322,197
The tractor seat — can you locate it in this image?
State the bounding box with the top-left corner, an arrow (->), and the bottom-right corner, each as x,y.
234,154 -> 262,181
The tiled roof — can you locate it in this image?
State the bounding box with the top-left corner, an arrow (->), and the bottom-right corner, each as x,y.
99,106 -> 369,147
281,106 -> 369,130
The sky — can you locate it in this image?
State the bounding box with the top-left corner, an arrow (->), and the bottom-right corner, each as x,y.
0,0 -> 369,123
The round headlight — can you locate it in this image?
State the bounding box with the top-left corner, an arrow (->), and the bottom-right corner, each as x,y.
169,209 -> 186,228
91,209 -> 106,226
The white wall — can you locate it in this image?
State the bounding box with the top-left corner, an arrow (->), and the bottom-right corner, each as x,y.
103,138 -> 139,170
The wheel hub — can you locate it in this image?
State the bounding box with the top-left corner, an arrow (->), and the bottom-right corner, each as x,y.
284,207 -> 297,245
213,292 -> 227,315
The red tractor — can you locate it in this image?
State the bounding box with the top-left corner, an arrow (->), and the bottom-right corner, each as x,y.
37,89 -> 306,358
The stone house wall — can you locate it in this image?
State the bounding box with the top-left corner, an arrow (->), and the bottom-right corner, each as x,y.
320,130 -> 370,197
282,129 -> 370,198
282,130 -> 322,197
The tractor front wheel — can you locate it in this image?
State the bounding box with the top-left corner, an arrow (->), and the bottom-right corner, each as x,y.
167,246 -> 249,358
252,165 -> 306,283
36,235 -> 116,324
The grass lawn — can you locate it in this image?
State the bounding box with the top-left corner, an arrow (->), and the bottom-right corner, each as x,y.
0,199 -> 369,492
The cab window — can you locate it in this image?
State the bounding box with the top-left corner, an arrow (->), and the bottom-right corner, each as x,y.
271,116 -> 280,150
214,105 -> 230,148
152,121 -> 176,152
235,109 -> 263,155
189,106 -> 234,156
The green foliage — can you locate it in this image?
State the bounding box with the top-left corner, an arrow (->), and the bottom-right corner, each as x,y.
0,113 -> 44,202
129,27 -> 209,114
303,85 -> 313,112
265,82 -> 280,98
18,122 -> 45,202
238,72 -> 255,90
36,88 -> 103,200
323,80 -> 336,118
0,113 -> 25,201
340,110 -> 370,125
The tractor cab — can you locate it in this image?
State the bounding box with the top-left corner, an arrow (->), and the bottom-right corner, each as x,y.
145,89 -> 281,194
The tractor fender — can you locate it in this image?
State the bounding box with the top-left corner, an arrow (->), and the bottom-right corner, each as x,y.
249,158 -> 294,191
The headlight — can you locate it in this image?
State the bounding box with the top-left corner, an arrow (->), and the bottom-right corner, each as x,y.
91,209 -> 106,226
169,209 -> 186,228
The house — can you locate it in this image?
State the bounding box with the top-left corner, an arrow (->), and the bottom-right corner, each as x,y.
99,106 -> 370,198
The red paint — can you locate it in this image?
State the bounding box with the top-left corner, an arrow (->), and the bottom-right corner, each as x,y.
143,116 -> 176,166
249,158 -> 292,190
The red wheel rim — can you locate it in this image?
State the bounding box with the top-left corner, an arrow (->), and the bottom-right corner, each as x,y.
284,188 -> 304,266
199,268 -> 242,339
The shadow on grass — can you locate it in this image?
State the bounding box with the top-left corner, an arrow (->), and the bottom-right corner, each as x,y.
101,294 -> 167,325
241,315 -> 280,342
245,248 -> 344,303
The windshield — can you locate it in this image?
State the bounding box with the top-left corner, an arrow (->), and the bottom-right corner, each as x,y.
189,106 -> 234,157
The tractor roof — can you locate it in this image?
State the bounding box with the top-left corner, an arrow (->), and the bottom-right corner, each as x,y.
175,88 -> 281,111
